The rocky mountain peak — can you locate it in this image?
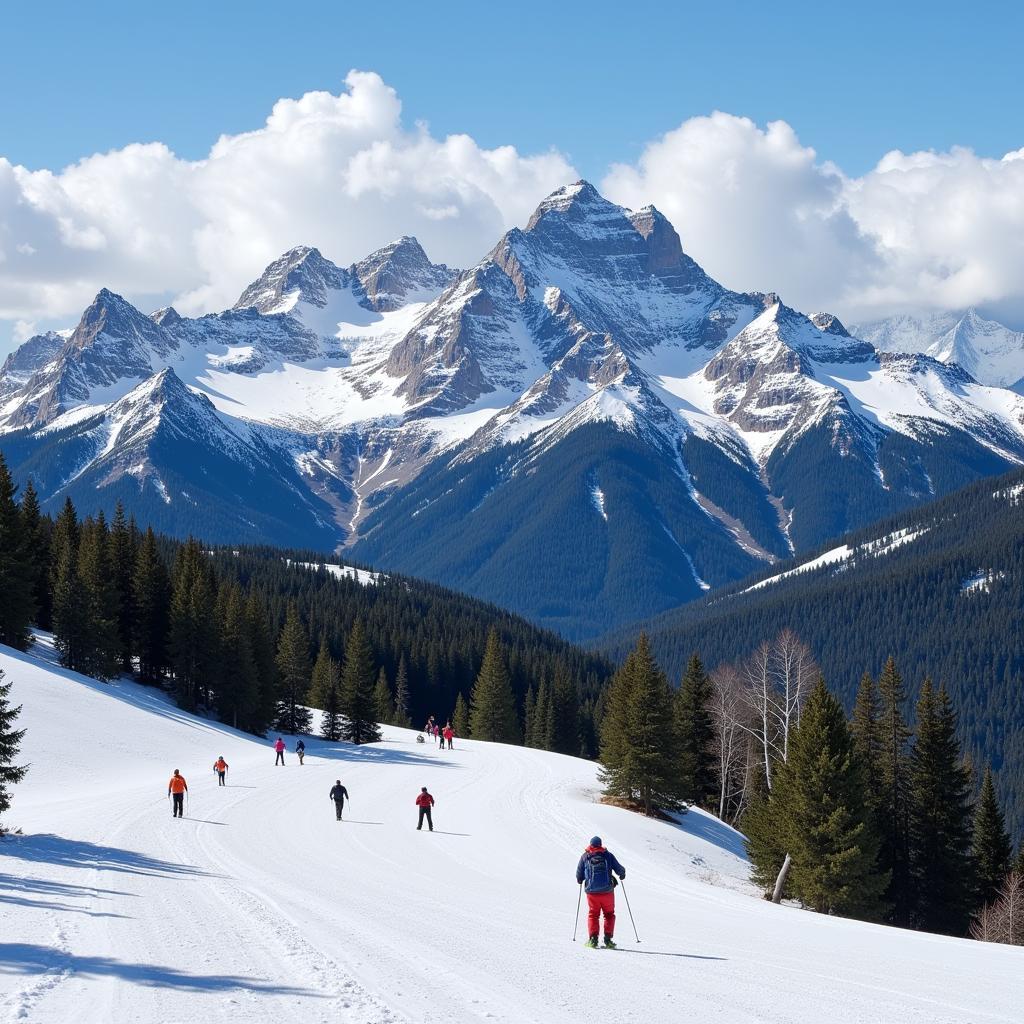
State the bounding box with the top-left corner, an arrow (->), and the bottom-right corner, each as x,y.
352,236 -> 456,312
150,306 -> 182,328
234,245 -> 350,314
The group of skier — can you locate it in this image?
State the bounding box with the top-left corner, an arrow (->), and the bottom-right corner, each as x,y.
421,715 -> 454,749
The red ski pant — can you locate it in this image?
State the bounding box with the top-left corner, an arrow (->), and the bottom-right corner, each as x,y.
586,891 -> 615,937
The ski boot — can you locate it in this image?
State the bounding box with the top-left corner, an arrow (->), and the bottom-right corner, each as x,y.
586,935 -> 599,948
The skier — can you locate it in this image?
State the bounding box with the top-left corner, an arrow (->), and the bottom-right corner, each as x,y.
415,786 -> 435,831
212,756 -> 229,786
433,724 -> 441,746
168,769 -> 188,818
274,737 -> 286,766
443,724 -> 454,750
329,780 -> 349,820
296,739 -> 306,765
576,835 -> 626,948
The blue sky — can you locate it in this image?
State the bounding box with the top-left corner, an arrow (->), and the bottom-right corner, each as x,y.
4,0 -> 1022,177
3,0 -> 1024,352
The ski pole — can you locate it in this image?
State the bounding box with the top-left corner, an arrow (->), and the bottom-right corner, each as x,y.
620,881 -> 640,943
572,884 -> 582,942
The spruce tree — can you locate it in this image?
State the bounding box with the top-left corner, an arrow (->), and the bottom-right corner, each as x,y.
218,586 -> 259,731
76,515 -> 121,679
19,479 -> 51,631
374,667 -> 393,727
523,685 -> 536,747
551,664 -> 581,756
109,502 -> 136,671
599,633 -> 684,816
909,680 -> 976,935
973,767 -> 1013,906
676,653 -> 716,808
762,678 -> 888,918
49,498 -> 79,589
309,638 -> 343,741
532,675 -> 555,750
877,656 -> 913,924
339,619 -> 381,744
0,669 -> 27,834
392,654 -> 412,728
0,454 -> 35,650
246,592 -> 278,733
275,603 -> 312,734
52,543 -> 89,671
453,692 -> 469,737
168,539 -> 218,709
469,628 -> 520,744
131,528 -> 170,683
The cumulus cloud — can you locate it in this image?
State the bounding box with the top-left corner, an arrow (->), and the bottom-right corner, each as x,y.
603,112 -> 1024,323
0,70 -> 576,332
4,78 -> 1024,351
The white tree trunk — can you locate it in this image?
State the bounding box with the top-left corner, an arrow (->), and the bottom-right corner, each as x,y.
771,853 -> 792,905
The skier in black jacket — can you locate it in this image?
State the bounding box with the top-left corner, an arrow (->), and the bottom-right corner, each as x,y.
329,780 -> 349,820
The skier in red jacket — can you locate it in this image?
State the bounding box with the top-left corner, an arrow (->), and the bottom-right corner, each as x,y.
415,787 -> 435,831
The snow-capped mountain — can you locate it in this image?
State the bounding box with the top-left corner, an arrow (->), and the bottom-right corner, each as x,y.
851,308 -> 1024,390
3,182 -> 1024,637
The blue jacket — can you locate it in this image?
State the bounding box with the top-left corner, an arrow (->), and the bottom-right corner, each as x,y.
576,845 -> 625,893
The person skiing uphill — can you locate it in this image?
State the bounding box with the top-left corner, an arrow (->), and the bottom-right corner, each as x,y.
329,780 -> 349,820
576,836 -> 625,948
274,737 -> 286,766
213,757 -> 228,786
296,739 -> 306,765
415,787 -> 435,831
168,770 -> 188,818
443,724 -> 454,750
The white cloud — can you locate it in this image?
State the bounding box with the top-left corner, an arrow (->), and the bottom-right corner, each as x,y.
603,112 -> 1024,324
0,70 -> 576,332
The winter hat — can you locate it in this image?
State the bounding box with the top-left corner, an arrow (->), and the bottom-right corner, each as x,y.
422,786 -> 428,792
590,835 -> 602,847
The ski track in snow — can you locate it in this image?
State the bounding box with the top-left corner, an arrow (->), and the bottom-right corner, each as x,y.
2,634 -> 1023,1024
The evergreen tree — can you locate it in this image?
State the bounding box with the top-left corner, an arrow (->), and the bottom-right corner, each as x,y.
758,678 -> 888,918
373,667 -> 393,727
532,675 -> 555,750
0,669 -> 27,834
909,680 -> 976,934
599,633 -> 684,816
339,619 -> 381,744
49,498 -> 79,589
0,454 -> 35,650
245,592 -> 278,733
275,603 -> 312,734
392,654 -> 412,728
877,656 -> 913,925
851,671 -> 883,798
19,479 -> 52,631
523,684 -> 536,747
973,767 -> 1013,907
76,515 -> 121,679
52,543 -> 90,672
131,528 -> 170,683
109,502 -> 136,671
469,628 -> 520,744
453,692 -> 469,737
309,638 -> 343,741
218,585 -> 259,730
676,653 -> 716,808
168,539 -> 218,710
551,664 -> 581,756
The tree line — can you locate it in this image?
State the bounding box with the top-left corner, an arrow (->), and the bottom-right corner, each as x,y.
600,628 -> 1024,943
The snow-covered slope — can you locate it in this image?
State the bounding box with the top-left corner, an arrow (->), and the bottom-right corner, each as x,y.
2,637 -> 1021,1024
852,308 -> 1024,389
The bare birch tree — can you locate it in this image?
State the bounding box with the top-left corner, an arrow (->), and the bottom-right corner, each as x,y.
971,872 -> 1024,945
709,664 -> 749,824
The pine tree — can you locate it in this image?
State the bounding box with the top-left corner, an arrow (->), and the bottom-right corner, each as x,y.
245,592 -> 278,734
877,656 -> 913,925
469,628 -> 520,744
109,502 -> 136,671
373,667 -> 393,726
0,454 -> 35,650
131,528 -> 170,683
168,539 -> 218,709
523,685 -> 535,747
599,633 -> 684,816
531,675 -> 555,750
676,653 -> 716,808
909,680 -> 976,934
339,620 -> 381,744
218,585 -> 259,731
275,603 -> 312,734
759,678 -> 888,917
309,638 -> 343,741
19,479 -> 51,631
851,671 -> 883,797
76,515 -> 121,679
973,767 -> 1014,907
453,692 -> 469,738
392,654 -> 412,728
0,669 -> 27,834
550,664 -> 581,756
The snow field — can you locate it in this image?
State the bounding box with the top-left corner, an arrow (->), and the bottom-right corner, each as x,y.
1,636 -> 1022,1023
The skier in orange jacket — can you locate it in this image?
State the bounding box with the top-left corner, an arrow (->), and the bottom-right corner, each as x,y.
213,757 -> 229,786
168,770 -> 188,818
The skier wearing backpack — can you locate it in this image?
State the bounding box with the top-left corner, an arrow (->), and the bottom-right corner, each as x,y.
168,770 -> 188,818
296,739 -> 306,765
212,756 -> 228,786
576,836 -> 626,948
274,737 -> 286,765
415,787 -> 435,831
329,780 -> 349,820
